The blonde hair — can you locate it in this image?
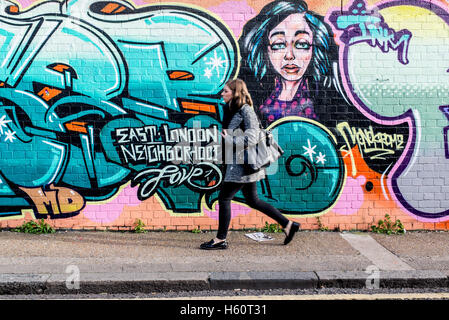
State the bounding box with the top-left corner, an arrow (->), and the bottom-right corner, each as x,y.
226,78 -> 253,111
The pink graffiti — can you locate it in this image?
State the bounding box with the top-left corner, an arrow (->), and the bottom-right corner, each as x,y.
82,186 -> 141,223
207,1 -> 256,38
14,0 -> 33,8
204,202 -> 252,220
332,176 -> 366,215
15,0 -> 148,9
131,0 -> 147,5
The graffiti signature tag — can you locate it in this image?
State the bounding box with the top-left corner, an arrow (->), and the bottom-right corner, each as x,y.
337,122 -> 404,160
19,185 -> 85,216
329,0 -> 412,64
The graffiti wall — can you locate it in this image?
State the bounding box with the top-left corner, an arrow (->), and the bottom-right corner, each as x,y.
0,0 -> 448,231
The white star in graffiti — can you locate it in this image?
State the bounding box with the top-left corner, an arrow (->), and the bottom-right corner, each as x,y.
4,130 -> 16,143
204,68 -> 213,79
0,115 -> 12,135
302,139 -> 316,162
316,152 -> 326,165
205,51 -> 227,78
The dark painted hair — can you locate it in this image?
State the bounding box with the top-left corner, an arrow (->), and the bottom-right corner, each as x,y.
238,0 -> 339,101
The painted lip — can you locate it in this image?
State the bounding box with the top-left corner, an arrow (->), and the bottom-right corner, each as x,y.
282,64 -> 300,74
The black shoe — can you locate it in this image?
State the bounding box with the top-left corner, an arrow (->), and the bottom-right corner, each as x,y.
284,222 -> 300,245
200,239 -> 228,250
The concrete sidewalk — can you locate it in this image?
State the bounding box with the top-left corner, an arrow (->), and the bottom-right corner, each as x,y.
0,230 -> 448,294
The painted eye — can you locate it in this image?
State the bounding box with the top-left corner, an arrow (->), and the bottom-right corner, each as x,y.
295,41 -> 311,50
270,42 -> 286,50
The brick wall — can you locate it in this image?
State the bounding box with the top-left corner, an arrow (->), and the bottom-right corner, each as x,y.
0,0 -> 448,231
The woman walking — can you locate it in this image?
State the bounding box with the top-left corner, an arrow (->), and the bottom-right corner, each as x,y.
200,78 -> 300,250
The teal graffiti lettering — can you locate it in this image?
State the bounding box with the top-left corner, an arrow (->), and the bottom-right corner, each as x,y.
331,0 -> 411,64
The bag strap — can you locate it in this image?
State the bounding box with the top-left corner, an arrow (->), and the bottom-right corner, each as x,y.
236,106 -> 273,152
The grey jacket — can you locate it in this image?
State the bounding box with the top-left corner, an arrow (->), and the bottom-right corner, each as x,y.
222,104 -> 265,183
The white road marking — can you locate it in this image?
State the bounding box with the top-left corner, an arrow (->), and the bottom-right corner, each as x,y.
340,233 -> 414,271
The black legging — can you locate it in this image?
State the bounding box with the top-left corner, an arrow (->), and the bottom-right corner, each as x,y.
217,181 -> 289,240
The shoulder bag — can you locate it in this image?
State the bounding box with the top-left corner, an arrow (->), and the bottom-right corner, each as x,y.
238,109 -> 284,173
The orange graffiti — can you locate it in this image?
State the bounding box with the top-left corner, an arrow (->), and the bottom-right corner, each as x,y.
341,145 -> 389,201
19,184 -> 85,216
65,121 -> 88,134
181,101 -> 217,114
37,87 -> 62,101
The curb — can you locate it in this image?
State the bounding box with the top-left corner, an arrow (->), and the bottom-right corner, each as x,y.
209,272 -> 318,290
316,270 -> 449,289
0,271 -> 448,295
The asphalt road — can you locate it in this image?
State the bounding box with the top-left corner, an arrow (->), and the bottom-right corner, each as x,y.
2,287 -> 449,300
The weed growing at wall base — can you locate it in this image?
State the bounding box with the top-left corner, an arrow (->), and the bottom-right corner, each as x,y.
13,219 -> 55,234
370,214 -> 405,235
261,222 -> 283,233
192,227 -> 202,234
316,217 -> 329,231
133,219 -> 147,233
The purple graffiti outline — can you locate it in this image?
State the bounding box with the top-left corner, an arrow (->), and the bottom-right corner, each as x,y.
440,105 -> 449,159
328,0 -> 412,65
326,0 -> 449,222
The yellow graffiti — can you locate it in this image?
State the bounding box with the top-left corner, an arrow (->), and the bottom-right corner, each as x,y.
19,184 -> 85,216
337,122 -> 404,161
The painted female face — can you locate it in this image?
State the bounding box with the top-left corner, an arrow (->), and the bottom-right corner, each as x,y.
267,13 -> 313,82
221,85 -> 233,104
